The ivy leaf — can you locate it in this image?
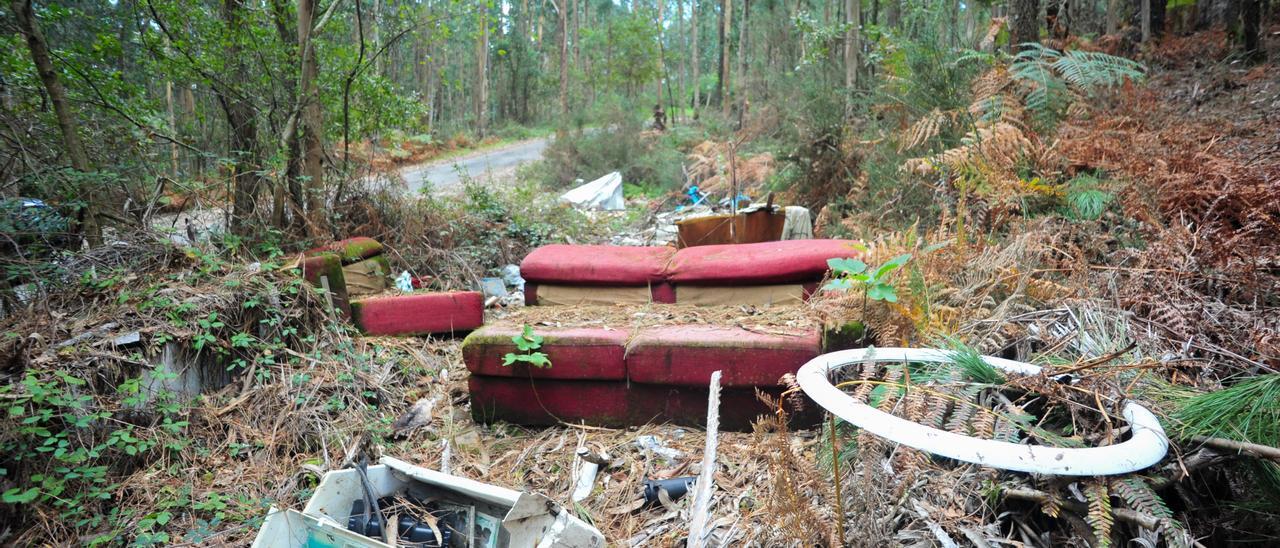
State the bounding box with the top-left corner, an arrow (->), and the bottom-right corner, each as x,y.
867,283 -> 898,302
521,352 -> 551,368
827,258 -> 867,276
2,487 -> 40,504
501,353 -> 518,366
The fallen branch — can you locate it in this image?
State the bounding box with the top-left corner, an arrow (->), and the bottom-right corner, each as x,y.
1191,436 -> 1280,462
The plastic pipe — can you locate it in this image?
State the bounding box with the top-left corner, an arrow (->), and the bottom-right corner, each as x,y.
795,348 -> 1169,476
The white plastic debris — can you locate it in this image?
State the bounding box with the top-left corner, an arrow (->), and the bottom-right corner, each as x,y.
252,456 -> 604,547
394,271 -> 413,292
500,264 -> 525,291
561,171 -> 625,211
795,348 -> 1169,476
635,435 -> 683,464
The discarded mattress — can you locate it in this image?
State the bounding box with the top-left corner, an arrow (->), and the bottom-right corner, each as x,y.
464,323 -> 821,429
519,239 -> 860,306
298,252 -> 351,315
351,292 -> 484,336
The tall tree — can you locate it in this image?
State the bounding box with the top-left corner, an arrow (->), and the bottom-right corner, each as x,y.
844,0 -> 860,94
717,0 -> 732,116
557,0 -> 569,137
11,0 -> 101,245
297,0 -> 325,224
475,8 -> 489,137
222,0 -> 264,235
692,0 -> 700,113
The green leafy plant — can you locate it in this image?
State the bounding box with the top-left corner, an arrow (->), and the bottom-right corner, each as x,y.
502,325 -> 551,368
824,253 -> 913,303
1063,174 -> 1114,221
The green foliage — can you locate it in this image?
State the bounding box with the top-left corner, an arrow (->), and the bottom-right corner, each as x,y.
939,336 -> 1007,385
1063,174 -> 1115,221
824,253 -> 913,303
502,325 -> 551,368
1011,44 -> 1145,129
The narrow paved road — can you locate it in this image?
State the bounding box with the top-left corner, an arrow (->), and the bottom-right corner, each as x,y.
399,137 -> 549,193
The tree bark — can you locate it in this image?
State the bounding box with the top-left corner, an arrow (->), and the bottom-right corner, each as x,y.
692,0 -> 700,114
844,0 -> 859,92
557,0 -> 569,138
297,0 -> 325,226
475,9 -> 489,137
736,0 -> 749,110
718,0 -> 732,116
1011,0 -> 1040,50
222,0 -> 264,236
11,0 -> 101,246
677,0 -> 687,124
1242,0 -> 1263,58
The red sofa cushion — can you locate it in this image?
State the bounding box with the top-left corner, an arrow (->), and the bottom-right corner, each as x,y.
666,239 -> 862,284
305,237 -> 384,264
350,292 -> 483,336
462,326 -> 629,380
467,377 -> 818,430
625,326 -> 821,387
520,244 -> 675,285
469,377 -> 633,427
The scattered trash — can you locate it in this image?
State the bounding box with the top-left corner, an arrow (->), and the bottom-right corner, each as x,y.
479,277 -> 507,298
561,171 -> 625,211
634,435 -> 683,464
641,477 -> 696,506
571,446 -> 612,503
390,396 -> 438,438
500,264 -> 525,292
394,271 -> 414,292
253,456 -> 605,547
781,206 -> 813,240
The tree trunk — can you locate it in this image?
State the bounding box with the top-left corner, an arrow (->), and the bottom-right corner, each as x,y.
844,0 -> 859,93
887,0 -> 901,28
297,0 -> 325,226
692,0 -> 700,115
718,0 -> 732,116
1011,0 -> 1040,50
221,0 -> 264,236
557,0 -> 569,138
737,0 -> 749,111
657,1 -> 665,106
1242,0 -> 1262,58
11,0 -> 101,246
677,0 -> 687,124
475,10 -> 489,137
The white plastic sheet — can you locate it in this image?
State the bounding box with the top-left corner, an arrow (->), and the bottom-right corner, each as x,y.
561,171 -> 625,211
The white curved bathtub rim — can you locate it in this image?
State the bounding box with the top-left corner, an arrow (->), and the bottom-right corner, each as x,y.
795,347 -> 1169,476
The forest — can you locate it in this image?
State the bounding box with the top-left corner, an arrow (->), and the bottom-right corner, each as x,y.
0,0 -> 1277,545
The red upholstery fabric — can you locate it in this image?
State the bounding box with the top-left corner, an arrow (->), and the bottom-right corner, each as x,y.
462,326 -> 629,380
520,244 -> 675,285
666,239 -> 862,284
467,377 -> 818,430
304,237 -> 384,265
468,377 -> 633,427
651,282 -> 676,304
298,253 -> 350,316
350,292 -> 483,336
625,326 -> 821,387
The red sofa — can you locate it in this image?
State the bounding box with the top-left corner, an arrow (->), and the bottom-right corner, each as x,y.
463,324 -> 820,430
521,239 -> 860,306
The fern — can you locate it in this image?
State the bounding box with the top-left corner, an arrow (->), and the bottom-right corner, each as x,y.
1085,480 -> 1114,548
1010,44 -> 1144,129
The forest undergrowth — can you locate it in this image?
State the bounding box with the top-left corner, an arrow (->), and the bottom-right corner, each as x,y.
0,26 -> 1277,547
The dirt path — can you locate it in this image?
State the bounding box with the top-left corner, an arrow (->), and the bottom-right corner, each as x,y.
398,137 -> 550,193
